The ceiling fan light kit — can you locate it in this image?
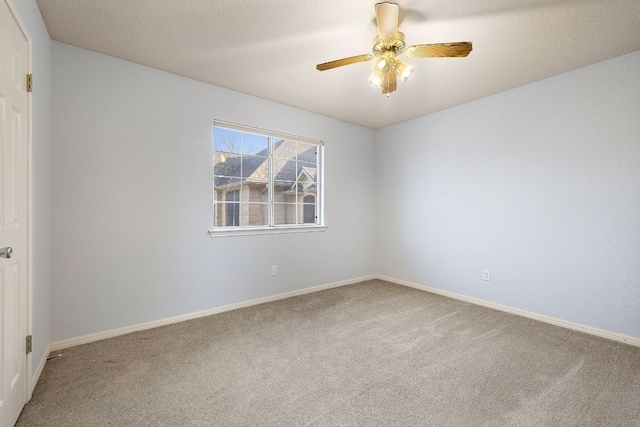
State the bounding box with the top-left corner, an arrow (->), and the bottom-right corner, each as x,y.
316,2 -> 472,96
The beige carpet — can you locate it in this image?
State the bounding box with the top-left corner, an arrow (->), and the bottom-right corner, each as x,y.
17,280 -> 640,426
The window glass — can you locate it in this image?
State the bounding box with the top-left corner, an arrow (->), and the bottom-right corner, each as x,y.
242,133 -> 268,156
213,124 -> 323,231
213,128 -> 242,154
273,203 -> 298,225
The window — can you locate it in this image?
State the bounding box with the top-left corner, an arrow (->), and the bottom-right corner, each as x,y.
211,120 -> 324,236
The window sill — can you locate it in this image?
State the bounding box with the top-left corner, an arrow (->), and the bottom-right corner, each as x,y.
208,225 -> 327,238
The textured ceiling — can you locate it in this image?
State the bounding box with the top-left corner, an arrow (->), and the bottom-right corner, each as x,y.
37,0 -> 640,129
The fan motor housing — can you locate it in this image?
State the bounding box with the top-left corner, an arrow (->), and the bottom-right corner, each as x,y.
373,32 -> 406,56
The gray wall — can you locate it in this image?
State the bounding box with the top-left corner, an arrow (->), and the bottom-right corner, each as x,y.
50,37 -> 640,342
376,50 -> 640,338
13,0 -> 53,383
51,42 -> 376,341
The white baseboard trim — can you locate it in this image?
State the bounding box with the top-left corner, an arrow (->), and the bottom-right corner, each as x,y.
30,342 -> 51,397
50,274 -> 640,352
51,275 -> 377,351
377,274 -> 640,348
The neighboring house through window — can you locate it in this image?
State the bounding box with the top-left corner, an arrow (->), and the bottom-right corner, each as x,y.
211,121 -> 324,235
225,190 -> 240,226
303,195 -> 315,223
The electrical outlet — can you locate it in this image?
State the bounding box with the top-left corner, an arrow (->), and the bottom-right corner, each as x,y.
483,270 -> 491,281
272,265 -> 278,276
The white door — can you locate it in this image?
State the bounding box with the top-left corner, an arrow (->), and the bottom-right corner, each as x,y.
0,0 -> 28,426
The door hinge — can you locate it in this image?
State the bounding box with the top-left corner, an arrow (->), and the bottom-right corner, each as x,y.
26,335 -> 32,354
26,74 -> 33,93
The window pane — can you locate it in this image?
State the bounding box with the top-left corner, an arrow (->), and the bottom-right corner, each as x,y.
297,161 -> 317,185
213,202 -> 241,227
213,177 -> 241,201
226,202 -> 240,226
274,203 -> 297,225
214,152 -> 242,177
242,155 -> 268,179
213,203 -> 224,227
273,181 -> 296,203
241,203 -> 269,226
225,190 -> 239,202
273,139 -> 296,160
242,180 -> 269,203
273,158 -> 297,181
297,143 -> 318,163
242,133 -> 268,156
214,128 -> 242,154
301,197 -> 317,224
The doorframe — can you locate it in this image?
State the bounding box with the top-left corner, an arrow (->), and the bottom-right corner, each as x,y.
4,0 -> 33,401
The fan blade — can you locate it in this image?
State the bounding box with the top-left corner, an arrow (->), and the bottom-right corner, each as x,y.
316,54 -> 373,71
405,42 -> 473,58
375,2 -> 399,42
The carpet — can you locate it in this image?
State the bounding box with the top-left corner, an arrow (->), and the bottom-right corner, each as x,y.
17,280 -> 640,426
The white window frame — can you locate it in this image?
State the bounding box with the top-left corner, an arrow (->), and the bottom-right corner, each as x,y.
209,120 -> 326,237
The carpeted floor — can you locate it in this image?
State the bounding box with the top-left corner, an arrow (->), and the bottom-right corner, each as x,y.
17,280 -> 640,426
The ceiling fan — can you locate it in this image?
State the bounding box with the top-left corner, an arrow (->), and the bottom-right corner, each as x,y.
316,2 -> 472,96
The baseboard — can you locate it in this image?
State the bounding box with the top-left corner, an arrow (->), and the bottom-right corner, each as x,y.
50,273 -> 639,352
51,275 -> 377,351
377,275 -> 640,348
30,342 -> 51,397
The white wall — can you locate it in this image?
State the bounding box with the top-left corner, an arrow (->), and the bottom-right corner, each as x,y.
12,0 -> 53,383
376,50 -> 640,338
51,42 -> 376,341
